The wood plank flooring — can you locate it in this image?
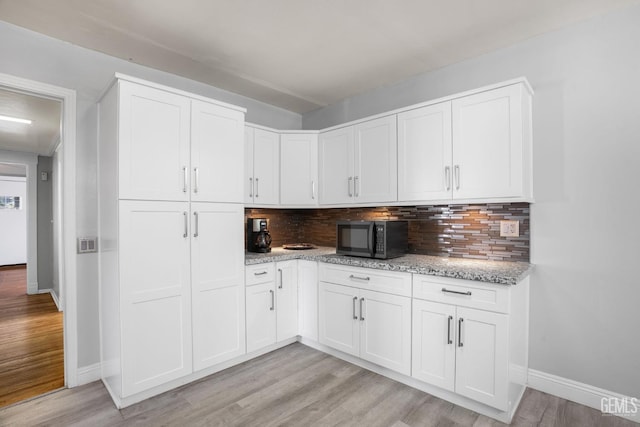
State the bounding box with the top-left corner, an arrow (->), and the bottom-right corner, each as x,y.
0,343 -> 634,426
0,266 -> 64,408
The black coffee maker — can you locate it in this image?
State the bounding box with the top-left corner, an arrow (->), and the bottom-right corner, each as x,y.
247,218 -> 272,253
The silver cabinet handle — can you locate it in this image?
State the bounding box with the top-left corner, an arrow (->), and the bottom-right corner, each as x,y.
255,177 -> 259,198
182,167 -> 188,193
254,271 -> 268,276
454,165 -> 460,190
359,297 -> 365,321
311,181 -> 315,200
442,288 -> 472,296
193,212 -> 199,237
349,274 -> 370,281
445,166 -> 451,191
348,176 -> 353,197
447,315 -> 453,345
269,289 -> 274,311
249,177 -> 253,198
354,176 -> 359,197
278,268 -> 283,289
458,318 -> 464,347
352,296 -> 358,320
183,211 -> 188,238
193,167 -> 199,193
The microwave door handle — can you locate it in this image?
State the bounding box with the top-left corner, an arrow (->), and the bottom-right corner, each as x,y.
368,223 -> 375,256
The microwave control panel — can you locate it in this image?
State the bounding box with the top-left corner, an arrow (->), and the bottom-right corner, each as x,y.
375,225 -> 385,253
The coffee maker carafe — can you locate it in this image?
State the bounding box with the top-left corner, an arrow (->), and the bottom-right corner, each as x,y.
247,218 -> 272,253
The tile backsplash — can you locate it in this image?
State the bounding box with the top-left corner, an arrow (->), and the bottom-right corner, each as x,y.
245,203 -> 529,262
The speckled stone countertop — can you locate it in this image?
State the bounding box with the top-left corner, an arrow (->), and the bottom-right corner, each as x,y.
245,246 -> 532,285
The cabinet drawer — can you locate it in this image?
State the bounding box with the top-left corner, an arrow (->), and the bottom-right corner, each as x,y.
319,263 -> 411,297
413,275 -> 510,314
245,263 -> 275,286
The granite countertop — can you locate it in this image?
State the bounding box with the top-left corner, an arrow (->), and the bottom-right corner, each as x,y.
245,246 -> 532,285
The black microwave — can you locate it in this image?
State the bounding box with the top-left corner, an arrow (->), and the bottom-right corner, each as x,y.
336,220 -> 408,259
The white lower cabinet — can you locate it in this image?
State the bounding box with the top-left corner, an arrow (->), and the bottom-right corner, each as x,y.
412,274 -> 528,413
191,203 -> 245,371
119,201 -> 193,396
276,260 -> 299,341
246,281 -> 277,353
318,265 -> 412,376
245,260 -> 299,353
297,260 -> 319,341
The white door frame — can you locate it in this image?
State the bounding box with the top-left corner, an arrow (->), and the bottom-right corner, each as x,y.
0,72 -> 78,387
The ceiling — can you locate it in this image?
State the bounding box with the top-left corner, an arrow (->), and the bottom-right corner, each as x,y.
0,0 -> 637,113
0,88 -> 62,156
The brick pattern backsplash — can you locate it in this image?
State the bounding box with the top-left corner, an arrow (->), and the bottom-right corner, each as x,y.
245,203 -> 529,262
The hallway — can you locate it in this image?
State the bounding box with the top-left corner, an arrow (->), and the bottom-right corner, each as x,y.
0,265 -> 63,407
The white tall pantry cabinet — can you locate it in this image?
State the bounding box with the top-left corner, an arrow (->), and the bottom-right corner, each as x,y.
98,75 -> 246,407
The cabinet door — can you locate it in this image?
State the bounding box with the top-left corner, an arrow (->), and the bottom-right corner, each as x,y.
353,116 -> 398,203
244,127 -> 255,204
319,127 -> 354,204
452,84 -> 523,199
118,81 -> 190,201
252,128 -> 280,205
246,282 -> 277,353
318,282 -> 359,356
191,100 -> 244,203
191,203 -> 245,371
412,299 -> 456,391
298,260 -> 319,341
276,260 -> 298,341
119,200 -> 192,396
280,133 -> 318,205
455,306 -> 509,411
359,289 -> 411,375
398,103 -> 453,201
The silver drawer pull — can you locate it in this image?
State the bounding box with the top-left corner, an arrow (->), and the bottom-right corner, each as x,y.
349,274 -> 370,281
442,288 -> 471,296
254,271 -> 268,276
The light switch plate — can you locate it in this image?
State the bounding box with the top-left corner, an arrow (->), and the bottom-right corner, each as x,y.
77,237 -> 97,253
500,220 -> 519,237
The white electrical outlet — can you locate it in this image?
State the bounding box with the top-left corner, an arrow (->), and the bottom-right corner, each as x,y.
500,220 -> 519,237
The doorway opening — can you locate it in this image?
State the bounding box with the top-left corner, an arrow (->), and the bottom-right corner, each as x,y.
0,73 -> 77,407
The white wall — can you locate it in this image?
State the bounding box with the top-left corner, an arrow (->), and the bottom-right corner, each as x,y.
0,177 -> 27,265
303,5 -> 640,398
0,20 -> 302,368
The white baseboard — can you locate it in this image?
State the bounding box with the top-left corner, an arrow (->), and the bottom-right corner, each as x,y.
528,369 -> 639,423
77,363 -> 101,386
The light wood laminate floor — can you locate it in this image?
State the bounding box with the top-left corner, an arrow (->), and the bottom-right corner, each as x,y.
0,343 -> 634,426
0,266 -> 64,408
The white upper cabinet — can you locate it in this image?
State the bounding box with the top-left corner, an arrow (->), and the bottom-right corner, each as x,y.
398,102 -> 453,201
319,115 -> 397,205
119,81 -> 191,201
318,126 -> 354,205
280,133 -> 318,206
245,126 -> 279,205
452,84 -> 528,200
353,115 -> 398,203
191,100 -> 244,203
118,81 -> 245,203
397,82 -> 532,203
